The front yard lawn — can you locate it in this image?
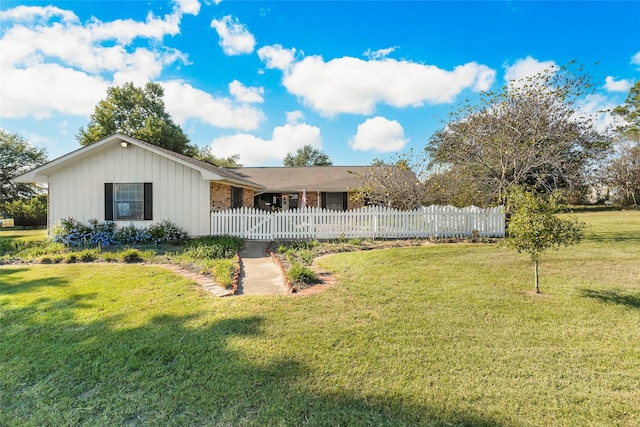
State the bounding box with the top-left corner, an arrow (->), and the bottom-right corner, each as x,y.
1,209 -> 639,425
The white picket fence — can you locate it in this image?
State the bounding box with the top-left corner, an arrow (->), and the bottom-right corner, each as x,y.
210,205 -> 505,240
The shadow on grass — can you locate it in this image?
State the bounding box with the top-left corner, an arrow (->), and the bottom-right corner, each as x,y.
1,282 -> 506,427
0,268 -> 67,295
580,288 -> 640,310
586,231 -> 640,244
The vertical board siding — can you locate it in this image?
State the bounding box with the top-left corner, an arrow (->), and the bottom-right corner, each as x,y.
48,143 -> 210,236
211,205 -> 505,240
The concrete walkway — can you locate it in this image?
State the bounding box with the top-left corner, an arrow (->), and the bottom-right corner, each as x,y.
237,241 -> 289,295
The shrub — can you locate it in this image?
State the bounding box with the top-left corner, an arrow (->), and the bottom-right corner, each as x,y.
183,235 -> 242,259
287,261 -> 319,285
148,220 -> 187,244
52,218 -> 92,247
121,248 -> 143,263
115,224 -> 151,245
88,219 -> 116,246
297,249 -> 314,265
52,218 -> 187,248
0,239 -> 15,256
78,249 -> 99,262
211,259 -> 237,288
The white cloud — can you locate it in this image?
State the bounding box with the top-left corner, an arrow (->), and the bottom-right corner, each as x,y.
174,0 -> 201,15
208,123 -> 322,165
257,44 -> 297,71
210,15 -> 255,55
364,46 -> 398,60
632,51 -> 640,66
162,80 -> 264,130
504,56 -> 557,89
348,116 -> 407,152
273,55 -> 495,116
604,76 -> 633,93
573,93 -> 616,134
228,80 -> 264,103
0,64 -> 109,118
286,110 -> 304,125
0,5 -> 77,24
0,2 -> 194,119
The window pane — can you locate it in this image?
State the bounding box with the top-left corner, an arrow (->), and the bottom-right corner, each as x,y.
113,183 -> 144,220
325,193 -> 344,211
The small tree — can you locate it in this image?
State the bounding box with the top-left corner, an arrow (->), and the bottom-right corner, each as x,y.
283,145 -> 332,167
506,187 -> 585,293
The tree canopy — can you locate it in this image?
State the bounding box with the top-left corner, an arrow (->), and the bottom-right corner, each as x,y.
426,63 -> 611,207
195,147 -> 242,168
506,187 -> 585,294
283,145 -> 332,167
607,81 -> 640,207
0,130 -> 48,204
351,154 -> 426,210
612,80 -> 640,140
77,82 -> 198,157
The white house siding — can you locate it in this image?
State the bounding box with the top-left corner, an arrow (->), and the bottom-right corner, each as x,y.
48,144 -> 210,236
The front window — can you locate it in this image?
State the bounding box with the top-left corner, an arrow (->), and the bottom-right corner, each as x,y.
114,183 -> 144,220
231,186 -> 244,209
325,192 -> 345,211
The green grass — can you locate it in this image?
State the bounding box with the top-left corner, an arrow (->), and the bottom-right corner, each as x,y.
1,210 -> 639,425
0,228 -> 47,242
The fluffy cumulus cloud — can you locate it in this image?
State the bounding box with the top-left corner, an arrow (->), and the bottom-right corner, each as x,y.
162,80 -> 264,130
0,2 -> 263,132
348,116 -> 407,152
504,56 -> 557,89
257,44 -> 297,71
210,15 -> 255,56
208,123 -> 322,165
0,1 -> 197,119
604,76 -> 633,93
228,80 -> 264,103
632,51 -> 640,66
259,47 -> 496,116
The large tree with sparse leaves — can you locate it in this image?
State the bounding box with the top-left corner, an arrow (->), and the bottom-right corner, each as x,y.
77,82 -> 198,157
426,62 -> 611,208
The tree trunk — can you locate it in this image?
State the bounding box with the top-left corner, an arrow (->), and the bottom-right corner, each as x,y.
534,259 -> 540,294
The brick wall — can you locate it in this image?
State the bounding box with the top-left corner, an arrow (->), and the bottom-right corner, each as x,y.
209,182 -> 254,211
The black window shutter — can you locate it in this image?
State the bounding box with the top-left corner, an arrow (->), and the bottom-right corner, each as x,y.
144,183 -> 153,220
105,183 -> 113,221
321,192 -> 327,209
342,192 -> 348,211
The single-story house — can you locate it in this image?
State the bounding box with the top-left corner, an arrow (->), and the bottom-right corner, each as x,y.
13,134 -> 379,236
231,166 -> 372,211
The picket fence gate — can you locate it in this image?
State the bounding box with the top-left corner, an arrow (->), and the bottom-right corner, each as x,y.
210,205 -> 505,240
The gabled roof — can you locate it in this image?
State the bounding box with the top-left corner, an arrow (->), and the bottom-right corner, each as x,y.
229,166 -> 373,194
13,134 -> 264,191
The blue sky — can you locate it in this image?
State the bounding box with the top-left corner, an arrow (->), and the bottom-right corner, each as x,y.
1,0 -> 638,166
